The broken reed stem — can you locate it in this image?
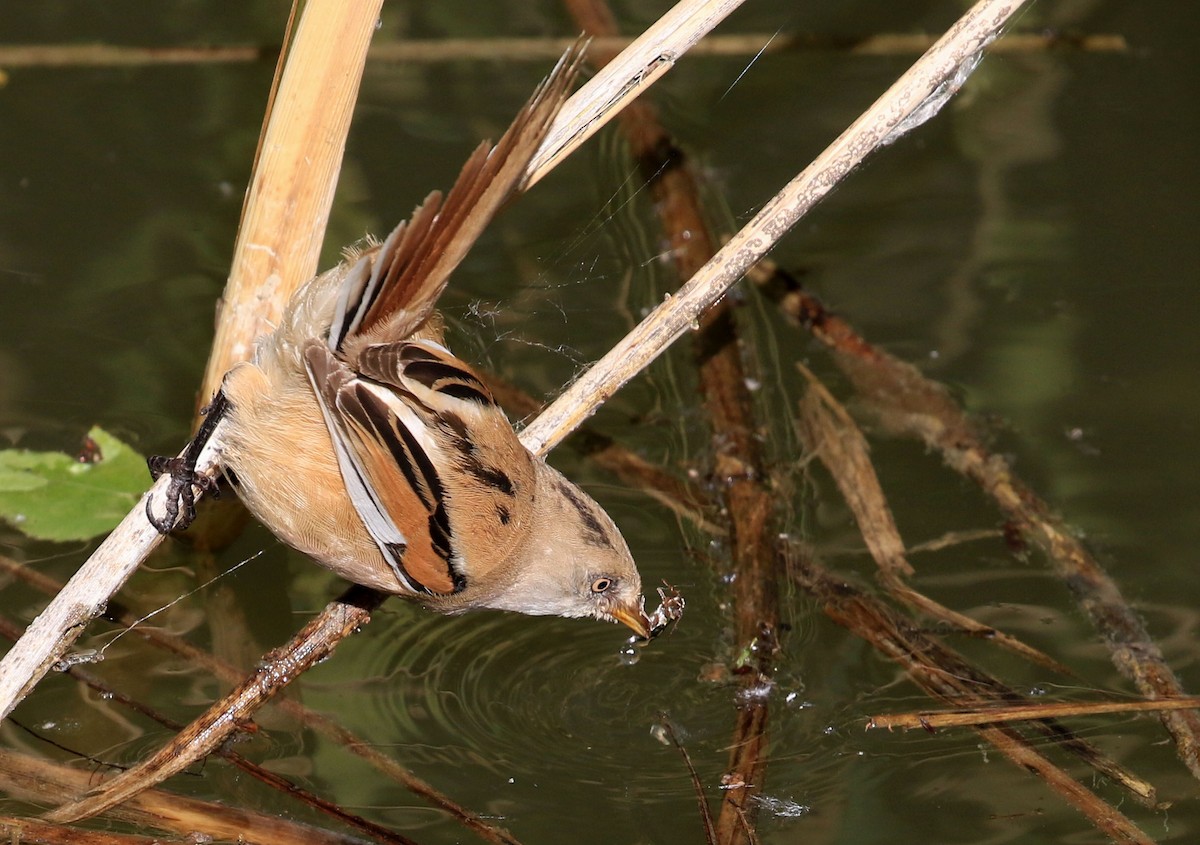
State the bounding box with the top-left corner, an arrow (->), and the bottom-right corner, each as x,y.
754,268 -> 1200,783
0,32 -> 1127,69
525,0 -> 750,189
792,554 -> 1155,844
561,3 -> 783,841
869,696 -> 1200,732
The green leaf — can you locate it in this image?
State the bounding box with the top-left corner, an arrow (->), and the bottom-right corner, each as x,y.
0,427 -> 149,542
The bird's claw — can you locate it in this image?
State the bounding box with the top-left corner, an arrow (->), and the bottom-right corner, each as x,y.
146,455 -> 219,533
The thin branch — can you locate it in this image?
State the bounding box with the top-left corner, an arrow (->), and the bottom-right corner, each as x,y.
0,32 -> 1127,69
792,553 -> 1155,843
869,697 -> 1200,732
658,716 -> 717,845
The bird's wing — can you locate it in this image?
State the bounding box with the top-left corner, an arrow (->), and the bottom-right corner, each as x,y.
305,339 -> 536,595
354,340 -> 538,582
331,41 -> 585,351
304,341 -> 461,596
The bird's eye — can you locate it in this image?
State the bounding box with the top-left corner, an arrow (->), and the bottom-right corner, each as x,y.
591,577 -> 613,594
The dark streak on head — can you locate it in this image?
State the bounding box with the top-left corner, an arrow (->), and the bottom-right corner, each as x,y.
496,503 -> 511,525
554,478 -> 613,549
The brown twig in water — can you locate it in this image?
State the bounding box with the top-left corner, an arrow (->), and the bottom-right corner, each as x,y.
0,815 -> 172,844
0,748 -> 368,845
791,552 -> 1155,843
562,3 -> 783,841
43,586 -> 385,824
751,260 -> 1200,782
869,696 -> 1200,732
791,380 -> 1156,807
794,365 -> 1073,676
658,716 -> 717,845
0,613 -> 416,845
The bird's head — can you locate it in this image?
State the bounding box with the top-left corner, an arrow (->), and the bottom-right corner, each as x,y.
482,460 -> 651,638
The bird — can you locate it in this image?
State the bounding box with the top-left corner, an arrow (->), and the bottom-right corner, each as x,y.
147,45 -> 660,639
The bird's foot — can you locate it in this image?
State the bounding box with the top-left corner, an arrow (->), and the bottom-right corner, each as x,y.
145,392 -> 229,533
146,455 -> 220,533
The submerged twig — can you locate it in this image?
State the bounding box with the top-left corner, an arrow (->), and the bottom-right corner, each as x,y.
658,716 -> 717,845
791,552 -> 1155,843
753,263 -> 1200,782
0,748 -> 368,845
43,586 -> 385,824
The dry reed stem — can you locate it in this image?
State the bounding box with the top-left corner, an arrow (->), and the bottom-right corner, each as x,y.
0,32 -> 1128,69
792,555 -> 1155,843
0,748 -> 367,845
525,0 -> 750,188
196,0 -> 383,403
869,696 -> 1200,732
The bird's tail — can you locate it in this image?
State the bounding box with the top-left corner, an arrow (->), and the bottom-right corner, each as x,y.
331,41 -> 585,352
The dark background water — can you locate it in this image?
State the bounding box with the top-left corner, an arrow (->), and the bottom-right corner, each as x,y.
1,1 -> 1197,842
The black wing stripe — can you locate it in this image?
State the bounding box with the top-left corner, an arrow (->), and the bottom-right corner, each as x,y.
350,384 -> 440,512
403,360 -> 493,404
349,384 -> 457,586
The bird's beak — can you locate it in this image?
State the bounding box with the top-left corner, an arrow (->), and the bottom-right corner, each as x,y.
610,599 -> 652,639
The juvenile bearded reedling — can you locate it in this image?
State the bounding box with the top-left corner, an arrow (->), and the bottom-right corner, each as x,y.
149,46 -> 675,638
